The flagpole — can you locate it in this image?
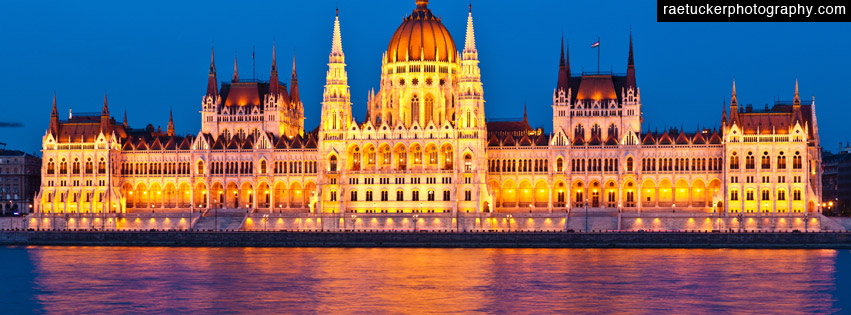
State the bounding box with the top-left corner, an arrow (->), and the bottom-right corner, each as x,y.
597,36 -> 600,73
252,45 -> 256,80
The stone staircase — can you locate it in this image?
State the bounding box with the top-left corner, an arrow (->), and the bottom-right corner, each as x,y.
819,214 -> 848,232
192,209 -> 249,231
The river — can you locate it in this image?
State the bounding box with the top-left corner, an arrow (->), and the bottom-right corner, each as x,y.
1,247 -> 848,314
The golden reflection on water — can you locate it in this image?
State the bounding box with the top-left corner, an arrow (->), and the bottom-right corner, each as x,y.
24,247 -> 842,314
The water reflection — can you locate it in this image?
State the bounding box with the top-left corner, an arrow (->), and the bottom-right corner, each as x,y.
9,247 -> 847,313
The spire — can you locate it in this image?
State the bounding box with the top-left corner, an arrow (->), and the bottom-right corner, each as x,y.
330,12 -> 344,62
625,31 -> 637,91
100,93 -> 110,135
270,44 -> 280,96
793,78 -> 801,106
462,5 -> 477,57
123,109 -> 127,128
232,51 -> 239,82
167,109 -> 175,137
557,36 -> 570,93
289,54 -> 300,106
523,102 -> 528,123
206,45 -> 218,98
721,98 -> 727,124
729,80 -> 739,123
99,93 -> 107,114
49,93 -> 59,136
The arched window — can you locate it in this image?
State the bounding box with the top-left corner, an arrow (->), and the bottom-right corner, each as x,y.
197,161 -> 205,175
425,95 -> 434,124
556,158 -> 563,172
85,158 -> 93,174
591,124 -> 601,138
47,159 -> 55,175
329,155 -> 338,172
464,154 -> 472,171
777,152 -> 787,169
260,160 -> 267,174
350,190 -> 358,202
411,95 -> 420,124
60,159 -> 68,174
730,152 -> 739,169
72,158 -> 81,174
761,152 -> 770,169
793,151 -> 802,169
608,124 -> 619,139
352,147 -> 361,170
626,157 -> 633,172
222,129 -> 231,140
574,124 -> 585,140
98,158 -> 106,174
745,152 -> 755,169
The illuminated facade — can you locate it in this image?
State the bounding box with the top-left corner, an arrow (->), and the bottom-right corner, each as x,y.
35,0 -> 822,218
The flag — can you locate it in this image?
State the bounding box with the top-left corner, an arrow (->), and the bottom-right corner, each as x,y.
591,41 -> 599,48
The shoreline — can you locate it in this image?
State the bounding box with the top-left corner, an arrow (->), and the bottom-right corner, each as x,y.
2,231 -> 850,249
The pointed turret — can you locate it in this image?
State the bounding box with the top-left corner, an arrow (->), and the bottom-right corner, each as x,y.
320,9 -> 351,133
462,4 -> 477,59
270,44 -> 280,96
289,55 -> 300,106
792,79 -> 804,125
523,103 -> 528,123
729,80 -> 739,123
123,109 -> 128,128
206,46 -> 218,98
167,109 -> 175,137
100,93 -> 110,135
49,93 -> 59,136
556,36 -> 570,93
232,52 -> 239,82
626,31 -> 637,91
811,96 -> 820,143
721,99 -> 727,124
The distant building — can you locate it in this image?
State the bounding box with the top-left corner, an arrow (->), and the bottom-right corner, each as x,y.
822,144 -> 851,215
0,143 -> 41,214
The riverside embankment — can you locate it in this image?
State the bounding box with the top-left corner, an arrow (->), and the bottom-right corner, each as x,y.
2,230 -> 851,249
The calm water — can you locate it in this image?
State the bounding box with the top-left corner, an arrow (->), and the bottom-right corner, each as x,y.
1,247 -> 849,314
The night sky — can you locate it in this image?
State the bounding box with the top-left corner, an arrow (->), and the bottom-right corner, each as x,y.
1,0 -> 849,154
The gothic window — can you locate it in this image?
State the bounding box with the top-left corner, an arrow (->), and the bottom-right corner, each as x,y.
746,190 -> 754,201
574,124 -> 585,140
762,190 -> 770,201
730,152 -> 739,169
761,152 -> 771,169
428,190 -> 435,201
85,158 -> 93,174
197,161 -> 205,175
745,152 -> 755,169
425,95 -> 434,124
731,190 -> 739,201
778,152 -> 787,169
591,124 -> 601,138
464,154 -> 472,171
397,190 -> 404,201
608,124 -> 618,139
222,129 -> 231,141
793,189 -> 801,201
352,147 -> 361,170
47,159 -> 55,175
411,95 -> 420,124
72,158 -> 80,174
626,157 -> 634,172
556,158 -> 563,172
366,190 -> 373,202
329,155 -> 338,172
98,158 -> 106,174
793,151 -> 802,169
412,190 -> 420,202
260,160 -> 267,174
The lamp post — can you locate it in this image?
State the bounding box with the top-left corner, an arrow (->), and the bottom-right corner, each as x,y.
413,214 -> 419,232
263,214 -> 269,231
585,198 -> 589,233
351,214 -> 357,232
507,214 -> 512,232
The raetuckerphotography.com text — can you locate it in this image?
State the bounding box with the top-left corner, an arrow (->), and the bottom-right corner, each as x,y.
657,0 -> 849,22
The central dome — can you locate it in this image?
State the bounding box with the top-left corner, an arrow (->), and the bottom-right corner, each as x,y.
386,0 -> 457,63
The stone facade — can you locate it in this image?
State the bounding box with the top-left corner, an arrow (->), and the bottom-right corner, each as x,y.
35,0 -> 822,224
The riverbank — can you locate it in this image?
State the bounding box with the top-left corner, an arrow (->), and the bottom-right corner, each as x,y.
2,230 -> 851,249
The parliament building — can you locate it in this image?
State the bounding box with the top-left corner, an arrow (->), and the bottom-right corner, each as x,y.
36,0 -> 824,225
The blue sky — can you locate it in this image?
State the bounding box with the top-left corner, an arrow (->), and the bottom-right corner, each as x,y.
1,0 -> 849,154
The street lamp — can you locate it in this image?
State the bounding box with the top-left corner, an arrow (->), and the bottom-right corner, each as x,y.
507,214 -> 513,232
413,214 -> 419,232
263,214 -> 269,231
351,214 -> 357,232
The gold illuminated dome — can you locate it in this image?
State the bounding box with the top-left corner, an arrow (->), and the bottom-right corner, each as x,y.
386,0 -> 457,63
